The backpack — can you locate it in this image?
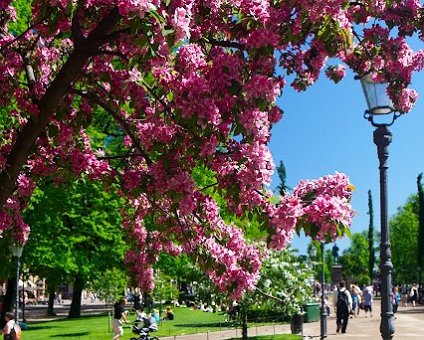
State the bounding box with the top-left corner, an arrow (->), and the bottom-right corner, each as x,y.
5,323 -> 21,340
337,289 -> 349,310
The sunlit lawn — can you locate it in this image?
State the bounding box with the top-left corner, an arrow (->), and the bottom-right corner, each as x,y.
24,307 -> 228,340
23,307 -> 296,340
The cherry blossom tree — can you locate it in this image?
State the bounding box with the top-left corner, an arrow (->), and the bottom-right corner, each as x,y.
1,0 -> 422,298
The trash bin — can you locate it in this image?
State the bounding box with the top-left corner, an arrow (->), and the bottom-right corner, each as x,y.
304,302 -> 320,323
291,313 -> 303,334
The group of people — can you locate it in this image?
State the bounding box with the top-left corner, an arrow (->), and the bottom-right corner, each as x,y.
113,298 -> 175,340
332,281 -> 376,334
331,281 -> 421,334
402,283 -> 420,307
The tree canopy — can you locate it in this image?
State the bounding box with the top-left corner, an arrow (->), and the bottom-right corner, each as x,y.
6,0 -> 424,297
340,231 -> 373,284
390,195 -> 419,284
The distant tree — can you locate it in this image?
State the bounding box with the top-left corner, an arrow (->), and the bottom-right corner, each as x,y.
417,174 -> 424,286
24,178 -> 127,318
91,268 -> 128,305
152,271 -> 179,307
339,232 -> 370,283
390,195 -> 419,284
367,190 -> 376,282
276,161 -> 290,196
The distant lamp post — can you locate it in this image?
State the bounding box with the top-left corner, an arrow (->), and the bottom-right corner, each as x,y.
11,243 -> 24,323
308,246 -> 318,297
319,242 -> 327,339
360,73 -> 400,340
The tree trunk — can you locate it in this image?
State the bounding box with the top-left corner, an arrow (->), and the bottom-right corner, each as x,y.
241,306 -> 248,340
46,281 -> 56,316
68,273 -> 85,318
0,278 -> 16,328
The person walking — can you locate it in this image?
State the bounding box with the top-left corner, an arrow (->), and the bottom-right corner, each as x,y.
409,283 -> 419,307
333,280 -> 352,334
363,284 -> 374,317
393,287 -> 401,318
350,284 -> 361,317
113,298 -> 128,340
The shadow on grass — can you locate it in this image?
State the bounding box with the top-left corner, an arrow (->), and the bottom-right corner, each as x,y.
50,332 -> 89,337
172,322 -> 234,328
23,324 -> 55,331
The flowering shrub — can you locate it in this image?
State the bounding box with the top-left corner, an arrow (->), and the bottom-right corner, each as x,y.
247,248 -> 314,317
0,0 -> 420,297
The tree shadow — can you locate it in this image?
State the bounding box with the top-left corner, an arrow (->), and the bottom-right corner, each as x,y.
51,332 -> 89,337
173,322 -> 232,328
23,324 -> 54,331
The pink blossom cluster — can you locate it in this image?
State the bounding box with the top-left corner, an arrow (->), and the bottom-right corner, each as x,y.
267,196 -> 302,250
265,173 -> 354,248
0,198 -> 30,244
325,65 -> 346,84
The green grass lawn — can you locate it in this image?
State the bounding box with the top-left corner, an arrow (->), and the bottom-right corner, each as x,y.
23,307 -> 296,340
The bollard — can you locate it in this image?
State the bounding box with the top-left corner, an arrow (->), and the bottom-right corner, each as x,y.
108,311 -> 111,333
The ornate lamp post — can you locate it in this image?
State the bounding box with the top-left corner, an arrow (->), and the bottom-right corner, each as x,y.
319,242 -> 327,339
308,245 -> 318,297
360,73 -> 400,340
10,243 -> 24,323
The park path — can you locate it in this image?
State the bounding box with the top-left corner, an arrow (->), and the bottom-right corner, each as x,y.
160,304 -> 424,340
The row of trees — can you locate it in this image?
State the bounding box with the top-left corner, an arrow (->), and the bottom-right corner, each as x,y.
321,174 -> 424,287
390,174 -> 424,285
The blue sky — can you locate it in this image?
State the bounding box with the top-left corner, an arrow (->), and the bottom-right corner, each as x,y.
268,69 -> 424,255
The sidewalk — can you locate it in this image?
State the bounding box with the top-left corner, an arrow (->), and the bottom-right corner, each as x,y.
160,304 -> 424,340
302,303 -> 424,339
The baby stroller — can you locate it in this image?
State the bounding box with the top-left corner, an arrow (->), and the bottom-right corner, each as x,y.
130,316 -> 159,340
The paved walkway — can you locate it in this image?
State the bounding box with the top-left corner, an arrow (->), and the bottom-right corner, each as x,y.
302,303 -> 424,339
159,304 -> 424,340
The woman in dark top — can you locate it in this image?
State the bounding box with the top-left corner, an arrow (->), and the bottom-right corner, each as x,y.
163,307 -> 174,320
113,299 -> 128,340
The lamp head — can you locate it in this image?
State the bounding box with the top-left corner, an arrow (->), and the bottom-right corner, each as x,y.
11,243 -> 24,257
359,73 -> 399,126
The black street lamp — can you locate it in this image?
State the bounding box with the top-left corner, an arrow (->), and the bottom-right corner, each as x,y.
10,243 -> 24,323
319,242 -> 327,339
360,73 -> 400,340
308,245 -> 318,297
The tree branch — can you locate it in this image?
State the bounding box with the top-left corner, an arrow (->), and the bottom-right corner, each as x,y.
71,0 -> 85,46
254,287 -> 285,303
208,38 -> 246,50
0,7 -> 122,207
72,88 -> 153,166
98,153 -> 143,160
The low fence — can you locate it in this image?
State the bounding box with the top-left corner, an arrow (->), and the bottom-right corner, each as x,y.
114,314 -> 295,340
157,323 -> 292,340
